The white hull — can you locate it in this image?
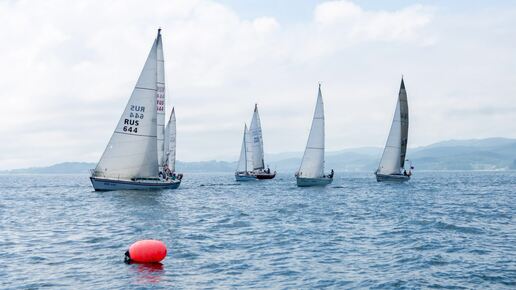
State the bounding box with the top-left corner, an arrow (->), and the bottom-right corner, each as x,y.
235,173 -> 258,181
375,173 -> 410,183
90,177 -> 181,191
296,176 -> 333,187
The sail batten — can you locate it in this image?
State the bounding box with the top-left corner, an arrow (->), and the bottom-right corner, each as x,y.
298,85 -> 325,178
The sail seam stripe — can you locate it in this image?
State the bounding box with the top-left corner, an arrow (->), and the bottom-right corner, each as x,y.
135,86 -> 157,91
306,146 -> 324,149
114,132 -> 157,138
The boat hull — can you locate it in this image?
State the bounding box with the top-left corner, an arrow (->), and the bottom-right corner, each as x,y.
90,177 -> 181,191
235,173 -> 258,181
235,171 -> 276,181
296,176 -> 333,187
255,172 -> 276,180
375,173 -> 410,183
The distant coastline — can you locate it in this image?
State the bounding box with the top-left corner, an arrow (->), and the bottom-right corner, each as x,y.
2,138 -> 515,174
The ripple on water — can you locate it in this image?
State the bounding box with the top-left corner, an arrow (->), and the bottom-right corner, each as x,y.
0,171 -> 515,289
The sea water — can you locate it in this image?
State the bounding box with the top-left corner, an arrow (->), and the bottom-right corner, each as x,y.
0,171 -> 514,289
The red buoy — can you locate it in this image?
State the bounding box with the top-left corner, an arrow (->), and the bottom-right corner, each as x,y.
125,240 -> 167,263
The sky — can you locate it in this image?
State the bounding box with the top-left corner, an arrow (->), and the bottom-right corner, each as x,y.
1,0 -> 515,169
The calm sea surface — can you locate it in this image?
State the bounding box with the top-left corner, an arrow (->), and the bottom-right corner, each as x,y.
0,171 -> 515,289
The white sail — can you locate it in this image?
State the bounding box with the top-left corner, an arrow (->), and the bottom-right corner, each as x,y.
236,124 -> 248,172
164,108 -> 177,172
245,127 -> 254,171
94,35 -> 159,179
298,84 -> 325,178
156,30 -> 166,168
249,104 -> 265,170
377,79 -> 409,175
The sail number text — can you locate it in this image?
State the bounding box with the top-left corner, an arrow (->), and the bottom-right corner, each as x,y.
157,86 -> 165,112
123,105 -> 145,133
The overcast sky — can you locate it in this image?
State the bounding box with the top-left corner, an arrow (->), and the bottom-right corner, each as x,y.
1,0 -> 515,169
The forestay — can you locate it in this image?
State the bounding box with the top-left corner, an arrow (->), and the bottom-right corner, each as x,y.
94,37 -> 159,179
298,85 -> 325,178
377,79 -> 409,175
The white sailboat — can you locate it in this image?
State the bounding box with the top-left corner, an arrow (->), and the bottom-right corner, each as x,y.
235,104 -> 276,181
235,124 -> 257,181
296,84 -> 333,187
163,107 -> 182,180
375,77 -> 413,182
90,29 -> 181,191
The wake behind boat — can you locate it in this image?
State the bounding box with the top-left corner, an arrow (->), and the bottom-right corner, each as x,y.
375,78 -> 413,182
235,104 -> 276,181
296,84 -> 333,187
90,29 -> 181,191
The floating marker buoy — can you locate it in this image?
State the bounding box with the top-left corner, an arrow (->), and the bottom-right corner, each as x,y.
125,240 -> 167,263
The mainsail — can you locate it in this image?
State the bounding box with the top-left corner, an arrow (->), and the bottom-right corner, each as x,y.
94,34 -> 159,179
249,104 -> 265,170
164,108 -> 176,172
377,78 -> 409,175
298,84 -> 325,178
156,30 -> 166,169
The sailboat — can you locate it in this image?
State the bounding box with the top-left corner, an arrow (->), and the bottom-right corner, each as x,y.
235,124 -> 257,181
235,104 -> 276,181
164,107 -> 183,180
375,77 -> 413,182
296,84 -> 333,187
90,29 -> 181,191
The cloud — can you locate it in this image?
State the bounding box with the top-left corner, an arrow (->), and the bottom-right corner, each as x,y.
253,17 -> 280,34
314,0 -> 433,43
0,0 -> 515,169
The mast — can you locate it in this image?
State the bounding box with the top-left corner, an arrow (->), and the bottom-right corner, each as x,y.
156,28 -> 166,169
